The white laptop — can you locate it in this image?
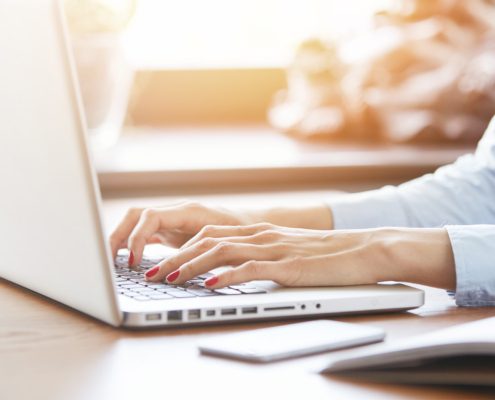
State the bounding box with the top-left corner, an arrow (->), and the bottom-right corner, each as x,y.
0,0 -> 424,328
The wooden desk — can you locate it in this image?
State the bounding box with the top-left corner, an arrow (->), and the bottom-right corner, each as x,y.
2,190 -> 495,400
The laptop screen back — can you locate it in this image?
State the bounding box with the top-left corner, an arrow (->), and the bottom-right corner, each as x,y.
0,0 -> 121,326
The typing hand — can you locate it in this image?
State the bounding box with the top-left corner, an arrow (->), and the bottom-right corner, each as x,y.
143,224 -> 456,291
109,201 -> 249,266
143,223 -> 387,289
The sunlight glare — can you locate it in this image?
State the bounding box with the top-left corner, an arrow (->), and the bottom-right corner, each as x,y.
121,0 -> 394,69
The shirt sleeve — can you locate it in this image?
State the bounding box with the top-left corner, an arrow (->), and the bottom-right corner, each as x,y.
326,116 -> 495,307
327,116 -> 495,230
445,225 -> 495,307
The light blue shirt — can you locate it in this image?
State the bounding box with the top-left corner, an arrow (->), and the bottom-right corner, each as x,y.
327,117 -> 495,307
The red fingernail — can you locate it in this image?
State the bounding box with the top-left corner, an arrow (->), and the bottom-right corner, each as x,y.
167,270 -> 180,283
205,276 -> 218,286
145,266 -> 160,278
128,251 -> 134,266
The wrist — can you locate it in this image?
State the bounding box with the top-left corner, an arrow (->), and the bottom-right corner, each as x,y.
375,228 -> 456,290
242,204 -> 334,230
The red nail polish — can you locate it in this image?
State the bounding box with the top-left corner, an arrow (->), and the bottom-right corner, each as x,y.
167,270 -> 180,282
205,276 -> 218,286
128,251 -> 134,266
145,266 -> 160,278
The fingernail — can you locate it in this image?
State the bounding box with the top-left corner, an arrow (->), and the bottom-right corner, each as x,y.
128,251 -> 134,266
167,269 -> 180,283
145,265 -> 160,278
205,276 -> 218,287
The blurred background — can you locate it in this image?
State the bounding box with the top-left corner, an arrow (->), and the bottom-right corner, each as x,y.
65,0 -> 495,195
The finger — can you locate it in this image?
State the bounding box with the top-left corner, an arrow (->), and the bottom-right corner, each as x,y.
117,234 -> 160,248
205,260 -> 281,289
143,237 -> 213,281
109,207 -> 145,260
127,207 -> 203,267
175,243 -> 280,284
156,231 -> 194,249
145,236 -> 280,282
147,236 -> 162,244
148,242 -> 277,284
110,200 -> 196,261
181,223 -> 274,250
144,236 -> 221,281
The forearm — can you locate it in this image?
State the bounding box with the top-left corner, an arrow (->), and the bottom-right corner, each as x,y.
373,228 -> 456,290
243,210 -> 457,289
237,210 -> 456,289
243,204 -> 334,230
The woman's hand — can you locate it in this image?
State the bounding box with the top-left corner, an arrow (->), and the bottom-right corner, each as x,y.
143,224 -> 457,291
109,200 -> 334,267
109,201 -> 253,265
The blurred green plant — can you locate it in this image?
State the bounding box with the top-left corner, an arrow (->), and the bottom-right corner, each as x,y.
64,0 -> 137,34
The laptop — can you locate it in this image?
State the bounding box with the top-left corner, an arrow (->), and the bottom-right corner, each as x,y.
0,0 -> 424,328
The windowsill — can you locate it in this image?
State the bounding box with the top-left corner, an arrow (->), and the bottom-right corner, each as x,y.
94,124 -> 476,193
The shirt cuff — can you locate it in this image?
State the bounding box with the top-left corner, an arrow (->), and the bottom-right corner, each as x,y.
327,186 -> 409,230
445,225 -> 495,307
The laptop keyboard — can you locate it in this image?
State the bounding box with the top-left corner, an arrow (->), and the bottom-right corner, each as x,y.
114,255 -> 267,301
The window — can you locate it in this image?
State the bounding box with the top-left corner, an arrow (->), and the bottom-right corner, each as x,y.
121,0 -> 394,70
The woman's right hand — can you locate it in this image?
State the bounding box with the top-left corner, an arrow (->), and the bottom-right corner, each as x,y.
109,201 -> 252,266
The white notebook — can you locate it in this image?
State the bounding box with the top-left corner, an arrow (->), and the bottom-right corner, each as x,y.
321,316 -> 495,386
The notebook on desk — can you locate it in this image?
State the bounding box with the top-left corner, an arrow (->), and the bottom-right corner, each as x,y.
321,316 -> 495,386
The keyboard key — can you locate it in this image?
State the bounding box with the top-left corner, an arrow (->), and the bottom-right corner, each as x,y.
187,285 -> 205,290
237,288 -> 267,294
186,289 -> 219,297
197,272 -> 214,280
115,261 -> 128,268
158,288 -> 184,293
120,284 -> 146,289
155,288 -> 181,294
147,258 -> 164,264
136,288 -> 156,293
146,284 -> 171,289
148,294 -> 173,300
214,288 -> 242,295
123,292 -> 139,297
129,279 -> 148,284
139,261 -> 156,267
168,291 -> 196,298
133,296 -> 151,301
129,288 -> 154,293
229,285 -> 255,290
175,283 -> 193,288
